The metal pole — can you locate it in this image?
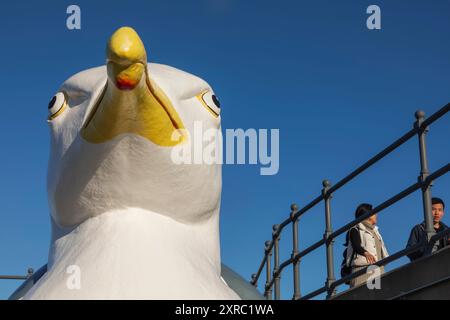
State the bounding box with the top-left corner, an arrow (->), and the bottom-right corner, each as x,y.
264,240 -> 273,300
322,179 -> 336,298
273,224 -> 281,300
415,111 -> 435,244
0,275 -> 28,280
0,268 -> 33,280
291,203 -> 301,300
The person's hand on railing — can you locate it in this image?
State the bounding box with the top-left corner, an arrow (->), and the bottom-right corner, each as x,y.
364,251 -> 377,264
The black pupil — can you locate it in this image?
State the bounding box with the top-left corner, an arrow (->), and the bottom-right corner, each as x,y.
48,96 -> 57,110
212,95 -> 221,109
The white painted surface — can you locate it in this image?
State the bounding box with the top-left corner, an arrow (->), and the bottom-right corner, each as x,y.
24,63 -> 239,299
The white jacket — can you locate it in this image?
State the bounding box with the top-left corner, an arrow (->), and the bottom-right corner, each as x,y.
346,223 -> 389,267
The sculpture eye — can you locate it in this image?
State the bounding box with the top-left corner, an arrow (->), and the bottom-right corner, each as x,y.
196,90 -> 220,117
48,92 -> 67,120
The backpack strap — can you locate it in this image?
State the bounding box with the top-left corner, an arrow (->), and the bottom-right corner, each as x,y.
345,226 -> 360,267
348,247 -> 357,267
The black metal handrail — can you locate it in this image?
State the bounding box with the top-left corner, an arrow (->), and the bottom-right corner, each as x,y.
300,229 -> 450,300
265,163 -> 449,292
329,228 -> 450,292
251,103 -> 449,300
0,268 -> 34,281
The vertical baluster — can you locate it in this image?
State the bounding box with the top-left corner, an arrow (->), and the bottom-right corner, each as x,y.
264,240 -> 273,300
291,204 -> 301,300
273,225 -> 281,300
322,180 -> 336,298
415,111 -> 435,247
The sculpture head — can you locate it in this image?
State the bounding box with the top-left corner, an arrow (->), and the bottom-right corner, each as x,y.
47,27 -> 223,228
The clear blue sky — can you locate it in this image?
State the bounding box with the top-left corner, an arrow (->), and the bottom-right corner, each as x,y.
0,0 -> 449,299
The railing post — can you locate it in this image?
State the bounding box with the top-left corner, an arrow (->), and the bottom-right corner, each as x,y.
272,224 -> 281,300
415,111 -> 435,245
290,204 -> 301,300
264,240 -> 273,300
322,179 -> 336,298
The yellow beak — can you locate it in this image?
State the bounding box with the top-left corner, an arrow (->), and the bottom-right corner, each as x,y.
81,27 -> 185,146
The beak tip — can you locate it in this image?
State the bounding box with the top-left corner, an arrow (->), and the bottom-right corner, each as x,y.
107,26 -> 147,65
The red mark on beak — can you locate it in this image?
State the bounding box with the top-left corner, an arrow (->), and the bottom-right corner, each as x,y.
116,77 -> 138,90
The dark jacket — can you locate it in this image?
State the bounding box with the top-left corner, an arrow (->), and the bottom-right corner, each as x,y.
406,221 -> 450,261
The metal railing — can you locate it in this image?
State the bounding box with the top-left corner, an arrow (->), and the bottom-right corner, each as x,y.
0,268 -> 34,281
250,103 -> 450,300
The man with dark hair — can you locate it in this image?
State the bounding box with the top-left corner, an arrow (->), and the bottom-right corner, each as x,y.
406,197 -> 449,261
